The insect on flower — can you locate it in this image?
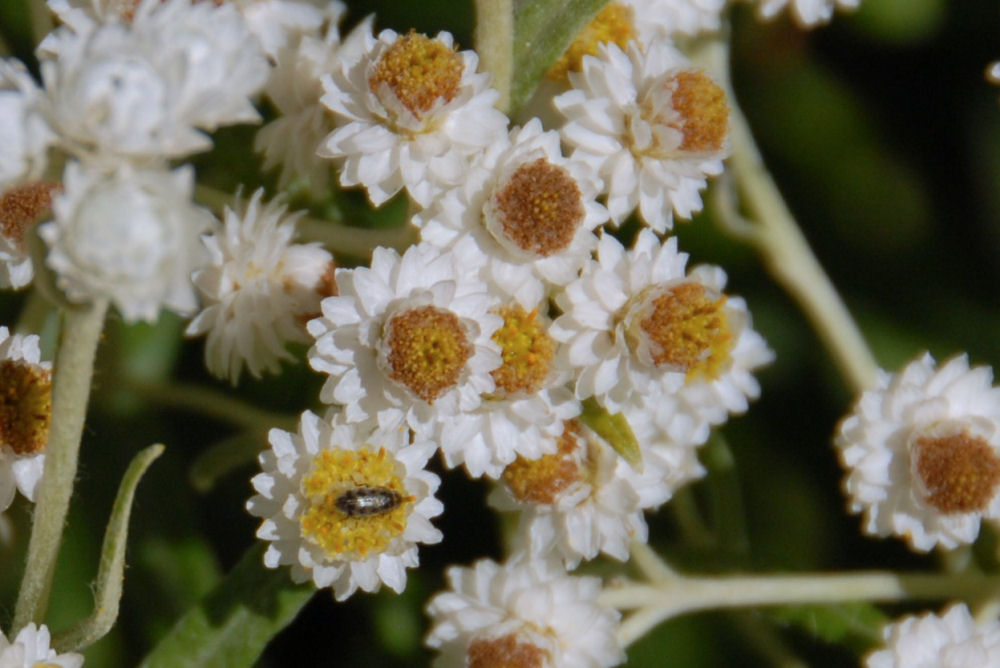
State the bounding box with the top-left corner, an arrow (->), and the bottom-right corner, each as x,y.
335,486 -> 407,517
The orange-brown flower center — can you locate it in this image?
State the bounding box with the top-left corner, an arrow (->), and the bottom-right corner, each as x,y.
467,633 -> 549,668
384,305 -> 472,404
502,420 -> 585,505
0,359 -> 51,456
489,305 -> 554,397
0,181 -> 60,251
369,32 -> 464,121
913,431 -> 1000,514
636,69 -> 728,158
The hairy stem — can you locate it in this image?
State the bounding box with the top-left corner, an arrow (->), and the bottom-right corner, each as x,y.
474,0 -> 514,113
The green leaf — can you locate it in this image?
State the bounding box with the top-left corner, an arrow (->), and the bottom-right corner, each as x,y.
509,0 -> 609,112
767,602 -> 888,653
138,543 -> 315,668
580,397 -> 642,470
54,444 -> 165,652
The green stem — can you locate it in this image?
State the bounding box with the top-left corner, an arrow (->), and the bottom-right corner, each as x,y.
13,299 -> 108,631
127,379 -> 296,432
702,38 -> 880,395
474,0 -> 514,113
600,571 -> 1000,647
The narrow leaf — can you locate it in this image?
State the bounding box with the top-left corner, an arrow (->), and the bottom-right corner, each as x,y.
138,543 -> 314,668
580,397 -> 642,470
509,0 -> 609,112
768,602 -> 888,653
54,443 -> 165,652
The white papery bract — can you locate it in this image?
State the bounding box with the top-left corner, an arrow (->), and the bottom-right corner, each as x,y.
247,410 -> 443,600
307,240 -> 503,433
555,39 -> 728,232
319,26 -> 508,207
0,60 -> 53,191
39,162 -> 213,322
866,604 -> 1000,668
229,0 -> 345,58
755,0 -> 861,27
551,230 -> 773,426
624,0 -> 726,42
426,555 -> 625,668
0,328 -> 50,513
39,0 -> 268,162
835,353 -> 1000,552
416,118 -> 608,307
186,189 -> 332,385
0,623 -> 83,668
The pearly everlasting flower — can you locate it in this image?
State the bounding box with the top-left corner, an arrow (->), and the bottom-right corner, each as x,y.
834,353 -> 1000,552
755,0 -> 861,28
229,0 -> 345,58
0,181 -> 60,290
256,15 -> 366,191
426,555 -> 625,668
39,0 -> 268,162
0,623 -> 83,667
551,230 -> 773,426
416,119 -> 608,307
319,26 -> 508,207
555,39 -> 729,232
186,189 -> 333,384
866,603 -> 1000,667
39,162 -> 214,323
0,60 -> 54,191
623,0 -> 726,42
307,240 -> 502,433
0,328 -> 51,513
247,410 -> 443,600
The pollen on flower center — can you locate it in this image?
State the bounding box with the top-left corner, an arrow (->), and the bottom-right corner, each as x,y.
298,446 -> 415,560
484,158 -> 584,259
0,182 -> 60,251
547,2 -> 634,80
502,420 -> 585,505
912,431 -> 1000,515
369,32 -> 464,121
467,633 -> 550,668
0,359 -> 52,456
384,305 -> 472,404
624,282 -> 732,380
637,70 -> 728,158
489,305 -> 554,397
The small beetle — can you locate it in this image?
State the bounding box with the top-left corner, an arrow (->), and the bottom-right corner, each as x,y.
335,486 -> 406,517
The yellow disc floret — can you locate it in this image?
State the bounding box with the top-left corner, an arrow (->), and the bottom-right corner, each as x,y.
502,421 -> 585,505
490,305 -> 554,397
913,431 -> 1000,515
299,446 -> 414,560
384,305 -> 473,404
0,359 -> 52,456
369,31 -> 464,121
467,633 -> 550,668
547,2 -> 635,80
637,69 -> 728,159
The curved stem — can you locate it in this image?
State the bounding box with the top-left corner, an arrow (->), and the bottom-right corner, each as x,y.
474,0 -> 514,113
127,379 -> 296,432
13,299 -> 108,631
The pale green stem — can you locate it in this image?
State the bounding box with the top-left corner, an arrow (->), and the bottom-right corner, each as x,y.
474,0 -> 514,113
629,541 -> 676,583
700,38 -> 880,395
14,299 -> 109,631
127,379 -> 296,432
193,184 -> 418,258
600,571 -> 1000,647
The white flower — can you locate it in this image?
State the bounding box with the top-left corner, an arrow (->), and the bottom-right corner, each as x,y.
230,0 -> 345,58
551,230 -> 773,427
39,0 -> 268,162
0,181 -> 60,290
416,118 -> 608,307
319,26 -> 508,207
0,328 -> 51,513
866,603 -> 1000,668
426,555 -> 625,668
623,0 -> 726,41
0,623 -> 83,668
307,240 -> 502,433
39,162 -> 214,323
834,353 -> 1000,552
755,0 -> 861,27
186,189 -> 333,384
247,410 -> 443,600
555,39 -> 729,232
0,60 -> 53,191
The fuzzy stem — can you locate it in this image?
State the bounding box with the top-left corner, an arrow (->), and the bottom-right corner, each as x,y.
13,299 -> 108,631
474,0 -> 514,113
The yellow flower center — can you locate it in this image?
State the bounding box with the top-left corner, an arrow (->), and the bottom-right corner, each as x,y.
369,31 -> 464,121
298,446 -> 414,560
489,305 -> 554,397
502,421 -> 586,505
624,282 -> 732,381
485,158 -> 584,259
913,430 -> 1000,515
467,633 -> 550,668
547,2 -> 635,80
384,305 -> 472,404
636,69 -> 728,159
0,359 -> 52,456
0,181 -> 60,251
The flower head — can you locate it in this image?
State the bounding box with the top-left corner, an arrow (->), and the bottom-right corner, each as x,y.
247,410 -> 443,600
755,0 -> 861,28
866,603 -> 1000,667
0,60 -> 53,191
0,623 -> 83,668
425,555 -> 625,668
835,353 -> 1000,551
0,181 -> 60,290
